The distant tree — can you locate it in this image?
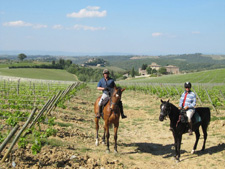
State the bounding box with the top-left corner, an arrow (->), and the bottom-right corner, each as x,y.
131,67 -> 135,77
52,60 -> 55,65
18,53 -> 27,61
59,58 -> 65,66
141,64 -> 148,70
152,69 -> 157,74
159,67 -> 167,74
111,70 -> 116,80
146,67 -> 152,74
65,60 -> 72,66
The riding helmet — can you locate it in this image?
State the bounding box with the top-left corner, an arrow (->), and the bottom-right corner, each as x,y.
103,69 -> 110,74
184,82 -> 192,88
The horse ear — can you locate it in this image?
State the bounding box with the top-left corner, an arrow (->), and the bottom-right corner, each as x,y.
167,99 -> 170,103
161,99 -> 164,103
121,88 -> 125,92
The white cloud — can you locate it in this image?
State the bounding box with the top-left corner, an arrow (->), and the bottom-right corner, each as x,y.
192,31 -> 200,34
152,32 -> 163,37
72,24 -> 106,31
3,20 -> 47,29
3,20 -> 32,27
52,24 -> 63,30
67,6 -> 107,18
86,6 -> 100,10
33,24 -> 47,29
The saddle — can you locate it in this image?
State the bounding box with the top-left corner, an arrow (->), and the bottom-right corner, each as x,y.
179,109 -> 202,124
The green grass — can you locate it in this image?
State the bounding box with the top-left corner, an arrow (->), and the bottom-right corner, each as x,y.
211,116 -> 225,121
0,61 -> 50,68
121,68 -> 225,83
0,68 -> 77,81
56,122 -> 74,127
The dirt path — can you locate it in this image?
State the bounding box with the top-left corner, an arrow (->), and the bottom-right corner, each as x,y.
1,84 -> 225,168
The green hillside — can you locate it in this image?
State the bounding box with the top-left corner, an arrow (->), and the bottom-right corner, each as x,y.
120,68 -> 225,83
0,68 -> 77,81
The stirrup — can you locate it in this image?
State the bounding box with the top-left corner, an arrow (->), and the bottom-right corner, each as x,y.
122,115 -> 127,119
96,113 -> 100,119
188,129 -> 193,135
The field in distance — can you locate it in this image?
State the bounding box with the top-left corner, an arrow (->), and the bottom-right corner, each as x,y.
121,68 -> 225,84
0,68 -> 77,81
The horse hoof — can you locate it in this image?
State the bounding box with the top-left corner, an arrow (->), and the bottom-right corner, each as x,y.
114,150 -> 118,154
176,159 -> 180,163
106,149 -> 110,154
191,150 -> 195,154
95,139 -> 99,146
102,142 -> 105,145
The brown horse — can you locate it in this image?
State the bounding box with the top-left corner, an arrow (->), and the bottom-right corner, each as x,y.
94,87 -> 125,153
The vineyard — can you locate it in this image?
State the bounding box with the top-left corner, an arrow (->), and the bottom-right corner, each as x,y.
117,82 -> 225,113
0,78 -> 85,163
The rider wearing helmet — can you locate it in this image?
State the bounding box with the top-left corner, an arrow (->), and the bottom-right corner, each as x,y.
96,69 -> 127,119
179,82 -> 196,135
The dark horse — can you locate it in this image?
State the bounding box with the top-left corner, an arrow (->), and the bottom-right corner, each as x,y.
159,99 -> 210,162
94,87 -> 125,153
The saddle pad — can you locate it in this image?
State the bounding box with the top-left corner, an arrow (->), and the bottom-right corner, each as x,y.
193,112 -> 202,124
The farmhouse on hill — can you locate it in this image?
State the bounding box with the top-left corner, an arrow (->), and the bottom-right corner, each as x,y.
139,62 -> 180,75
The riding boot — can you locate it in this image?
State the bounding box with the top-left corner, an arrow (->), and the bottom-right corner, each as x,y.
118,101 -> 127,119
188,122 -> 193,135
96,105 -> 103,119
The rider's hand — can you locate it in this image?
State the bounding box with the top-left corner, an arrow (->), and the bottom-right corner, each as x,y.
104,87 -> 110,91
184,106 -> 189,110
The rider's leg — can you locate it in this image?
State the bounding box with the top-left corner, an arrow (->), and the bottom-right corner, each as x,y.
118,100 -> 127,119
186,109 -> 195,135
96,93 -> 108,118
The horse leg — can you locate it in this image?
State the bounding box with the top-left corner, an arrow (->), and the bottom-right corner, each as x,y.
114,123 -> 119,153
95,118 -> 99,146
102,125 -> 106,144
105,124 -> 110,153
201,125 -> 208,151
172,132 -> 178,159
192,129 -> 200,154
176,134 -> 182,162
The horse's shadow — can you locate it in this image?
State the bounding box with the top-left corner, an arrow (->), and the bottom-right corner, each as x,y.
120,142 -> 225,159
120,142 -> 181,158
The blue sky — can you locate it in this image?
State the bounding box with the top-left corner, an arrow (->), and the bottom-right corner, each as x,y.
0,0 -> 225,55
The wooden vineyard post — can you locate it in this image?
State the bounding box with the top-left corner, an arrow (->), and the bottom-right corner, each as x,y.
1,108 -> 37,162
17,79 -> 20,95
33,83 -> 35,95
0,125 -> 19,154
220,90 -> 225,100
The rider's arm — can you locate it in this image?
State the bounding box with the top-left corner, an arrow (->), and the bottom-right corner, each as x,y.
97,87 -> 105,91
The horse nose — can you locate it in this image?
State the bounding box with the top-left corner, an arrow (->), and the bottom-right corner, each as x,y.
159,115 -> 164,121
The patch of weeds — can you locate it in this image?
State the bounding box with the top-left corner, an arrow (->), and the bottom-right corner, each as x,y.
211,116 -> 225,121
133,118 -> 145,122
146,109 -> 155,115
42,138 -> 65,147
129,156 -> 134,160
56,122 -> 73,127
119,123 -> 126,129
133,107 -> 141,110
80,147 -> 92,153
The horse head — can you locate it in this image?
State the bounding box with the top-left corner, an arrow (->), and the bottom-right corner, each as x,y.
110,87 -> 125,110
159,99 -> 171,121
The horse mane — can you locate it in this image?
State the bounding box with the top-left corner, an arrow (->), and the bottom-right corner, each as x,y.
168,102 -> 180,122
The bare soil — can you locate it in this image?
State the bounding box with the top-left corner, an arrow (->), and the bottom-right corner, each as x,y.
1,84 -> 225,169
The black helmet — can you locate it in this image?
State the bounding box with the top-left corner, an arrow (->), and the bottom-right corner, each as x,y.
103,69 -> 110,74
184,82 -> 192,88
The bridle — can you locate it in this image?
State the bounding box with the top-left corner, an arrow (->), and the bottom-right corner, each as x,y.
160,102 -> 171,120
110,90 -> 121,110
